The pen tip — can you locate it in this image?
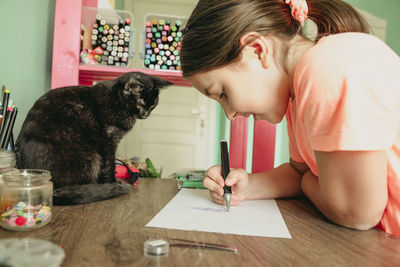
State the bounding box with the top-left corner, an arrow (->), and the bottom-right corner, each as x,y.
224,193 -> 231,211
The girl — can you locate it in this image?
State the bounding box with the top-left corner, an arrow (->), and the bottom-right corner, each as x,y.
180,0 -> 400,236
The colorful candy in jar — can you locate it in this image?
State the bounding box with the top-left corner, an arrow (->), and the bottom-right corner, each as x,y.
0,201 -> 51,229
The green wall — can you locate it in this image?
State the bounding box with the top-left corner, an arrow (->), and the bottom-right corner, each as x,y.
345,0 -> 400,55
0,0 -> 55,142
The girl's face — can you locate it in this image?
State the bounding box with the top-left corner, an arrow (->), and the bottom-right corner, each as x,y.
188,45 -> 291,123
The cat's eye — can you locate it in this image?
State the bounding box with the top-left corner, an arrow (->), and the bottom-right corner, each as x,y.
125,82 -> 142,92
129,84 -> 139,90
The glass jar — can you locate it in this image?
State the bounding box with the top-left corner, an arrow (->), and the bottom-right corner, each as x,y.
0,169 -> 53,231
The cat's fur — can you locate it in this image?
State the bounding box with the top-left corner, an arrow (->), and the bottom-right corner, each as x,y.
15,72 -> 172,205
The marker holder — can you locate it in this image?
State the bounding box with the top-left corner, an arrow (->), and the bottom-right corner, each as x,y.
140,13 -> 187,72
80,6 -> 135,67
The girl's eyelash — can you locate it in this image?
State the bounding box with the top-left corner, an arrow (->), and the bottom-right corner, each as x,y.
219,90 -> 226,99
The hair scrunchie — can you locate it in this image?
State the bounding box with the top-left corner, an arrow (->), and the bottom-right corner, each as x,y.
285,0 -> 308,26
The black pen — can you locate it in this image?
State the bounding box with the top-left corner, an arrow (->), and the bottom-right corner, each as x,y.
220,140 -> 232,210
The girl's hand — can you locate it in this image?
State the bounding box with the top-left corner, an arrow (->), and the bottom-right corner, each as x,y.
203,165 -> 249,206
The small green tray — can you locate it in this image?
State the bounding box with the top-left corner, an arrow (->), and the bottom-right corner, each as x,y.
174,169 -> 206,189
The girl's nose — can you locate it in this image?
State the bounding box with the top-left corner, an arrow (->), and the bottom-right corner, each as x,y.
220,102 -> 237,120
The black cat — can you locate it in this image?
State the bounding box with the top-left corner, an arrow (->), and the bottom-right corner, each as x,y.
15,72 -> 172,205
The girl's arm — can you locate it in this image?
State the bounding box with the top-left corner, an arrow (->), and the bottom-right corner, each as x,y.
244,160 -> 307,200
301,150 -> 388,230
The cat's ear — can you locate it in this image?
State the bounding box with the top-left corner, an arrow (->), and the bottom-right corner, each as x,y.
152,77 -> 173,89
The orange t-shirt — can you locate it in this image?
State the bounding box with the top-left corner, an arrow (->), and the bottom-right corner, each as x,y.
286,32 -> 400,236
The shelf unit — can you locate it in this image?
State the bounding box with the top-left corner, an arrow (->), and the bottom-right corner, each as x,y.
51,0 -> 276,173
51,0 -> 191,89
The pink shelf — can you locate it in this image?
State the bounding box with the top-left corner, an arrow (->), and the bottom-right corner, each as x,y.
78,65 -> 192,87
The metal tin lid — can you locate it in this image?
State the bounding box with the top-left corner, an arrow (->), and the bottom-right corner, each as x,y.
143,239 -> 169,256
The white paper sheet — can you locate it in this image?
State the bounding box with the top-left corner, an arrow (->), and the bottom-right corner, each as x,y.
146,189 -> 291,238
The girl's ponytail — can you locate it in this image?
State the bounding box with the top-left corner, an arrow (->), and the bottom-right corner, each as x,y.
181,0 -> 371,76
306,0 -> 370,41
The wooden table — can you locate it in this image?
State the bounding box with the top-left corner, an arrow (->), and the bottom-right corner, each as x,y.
1,178 -> 400,266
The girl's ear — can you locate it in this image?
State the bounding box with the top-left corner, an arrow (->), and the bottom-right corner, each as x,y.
239,32 -> 270,69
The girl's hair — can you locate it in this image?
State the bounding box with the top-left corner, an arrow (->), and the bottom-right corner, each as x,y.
181,0 -> 369,77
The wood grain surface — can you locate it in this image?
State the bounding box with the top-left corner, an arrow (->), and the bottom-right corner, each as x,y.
1,178 -> 400,267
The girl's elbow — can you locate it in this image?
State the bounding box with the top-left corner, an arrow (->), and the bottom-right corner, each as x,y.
346,215 -> 381,231
334,207 -> 384,231
322,193 -> 387,231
